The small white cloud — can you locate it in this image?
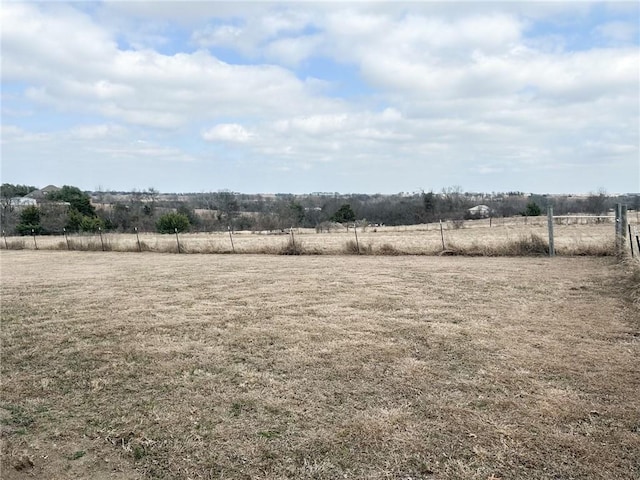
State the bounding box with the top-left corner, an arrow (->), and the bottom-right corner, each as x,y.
69,123 -> 126,140
202,123 -> 253,143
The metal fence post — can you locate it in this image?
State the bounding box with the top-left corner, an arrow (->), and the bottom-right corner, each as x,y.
135,227 -> 141,252
353,223 -> 360,254
228,226 -> 235,253
547,206 -> 554,257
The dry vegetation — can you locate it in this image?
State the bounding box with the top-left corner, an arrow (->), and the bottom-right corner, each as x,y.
1,217 -> 632,257
1,251 -> 639,479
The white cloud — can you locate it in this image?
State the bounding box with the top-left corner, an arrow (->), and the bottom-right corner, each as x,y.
68,124 -> 127,140
1,2 -> 638,193
202,124 -> 253,143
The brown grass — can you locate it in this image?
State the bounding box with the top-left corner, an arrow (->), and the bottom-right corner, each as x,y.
1,251 -> 638,479
0,217 -> 631,256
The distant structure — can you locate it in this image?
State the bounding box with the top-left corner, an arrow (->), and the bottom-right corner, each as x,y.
467,204 -> 491,218
25,185 -> 60,200
10,196 -> 37,207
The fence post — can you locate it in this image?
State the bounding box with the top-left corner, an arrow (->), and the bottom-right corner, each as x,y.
290,226 -> 296,254
64,228 -> 70,250
629,224 -> 634,258
439,219 -> 445,250
615,203 -> 629,251
353,223 -> 360,254
135,227 -> 141,252
547,206 -> 554,257
99,227 -> 105,251
228,226 -> 235,253
2,230 -> 7,250
615,203 -> 622,248
175,228 -> 181,253
32,229 -> 38,250
621,205 -> 628,249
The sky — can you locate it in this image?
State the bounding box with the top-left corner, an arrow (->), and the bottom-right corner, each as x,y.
1,1 -> 639,194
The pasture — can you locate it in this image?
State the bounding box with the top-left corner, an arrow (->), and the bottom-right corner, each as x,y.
2,216 -> 632,256
1,251 -> 638,479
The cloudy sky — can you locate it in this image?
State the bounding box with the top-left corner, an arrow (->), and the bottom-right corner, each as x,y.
2,1 -> 639,194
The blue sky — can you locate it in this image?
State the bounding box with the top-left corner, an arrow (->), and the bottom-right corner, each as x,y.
1,1 -> 639,194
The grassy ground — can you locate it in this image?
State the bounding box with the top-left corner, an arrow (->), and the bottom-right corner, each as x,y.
1,251 -> 639,479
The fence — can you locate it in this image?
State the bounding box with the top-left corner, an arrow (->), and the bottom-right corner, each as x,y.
546,204 -> 635,257
2,211 -> 636,257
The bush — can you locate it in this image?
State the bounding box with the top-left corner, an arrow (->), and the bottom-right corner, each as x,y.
156,212 -> 190,234
80,216 -> 104,233
523,202 -> 542,217
343,240 -> 372,255
279,236 -> 304,255
377,243 -> 401,255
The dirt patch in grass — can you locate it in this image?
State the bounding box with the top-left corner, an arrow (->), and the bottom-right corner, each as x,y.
1,251 -> 638,479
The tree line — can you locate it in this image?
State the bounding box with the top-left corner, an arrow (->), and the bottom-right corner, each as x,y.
1,183 -> 636,236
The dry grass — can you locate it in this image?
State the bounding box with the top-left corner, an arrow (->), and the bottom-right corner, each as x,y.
0,217 -> 631,256
1,251 -> 639,479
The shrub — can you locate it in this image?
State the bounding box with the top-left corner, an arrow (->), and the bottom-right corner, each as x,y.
80,216 -> 104,233
279,235 -> 304,255
523,202 -> 542,217
343,240 -> 372,255
156,212 -> 190,234
377,243 -> 401,255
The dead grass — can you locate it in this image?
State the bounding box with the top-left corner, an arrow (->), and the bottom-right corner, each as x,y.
1,251 -> 638,479
0,217 -> 630,256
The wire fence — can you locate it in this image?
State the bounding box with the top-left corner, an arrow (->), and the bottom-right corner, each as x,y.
2,212 -> 637,257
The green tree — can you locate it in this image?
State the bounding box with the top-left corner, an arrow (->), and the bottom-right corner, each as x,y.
524,202 -> 542,216
422,191 -> 437,222
48,185 -> 96,217
16,205 -> 42,235
331,204 -> 356,223
156,212 -> 190,233
80,216 -> 104,232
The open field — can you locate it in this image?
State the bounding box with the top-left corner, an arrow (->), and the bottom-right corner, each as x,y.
1,251 -> 639,479
3,216 -> 636,256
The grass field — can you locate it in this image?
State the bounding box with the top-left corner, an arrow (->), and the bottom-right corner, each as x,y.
1,251 -> 639,479
2,216 -> 634,256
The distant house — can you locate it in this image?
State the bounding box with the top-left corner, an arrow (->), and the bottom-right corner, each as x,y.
10,197 -> 38,207
25,185 -> 60,200
468,204 -> 491,218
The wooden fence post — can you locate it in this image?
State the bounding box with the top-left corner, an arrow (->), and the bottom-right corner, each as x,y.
629,224 -> 634,258
175,228 -> 181,253
547,206 -> 554,257
32,229 -> 38,250
2,230 -> 7,250
99,227 -> 105,251
439,220 -> 445,250
64,228 -> 70,250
